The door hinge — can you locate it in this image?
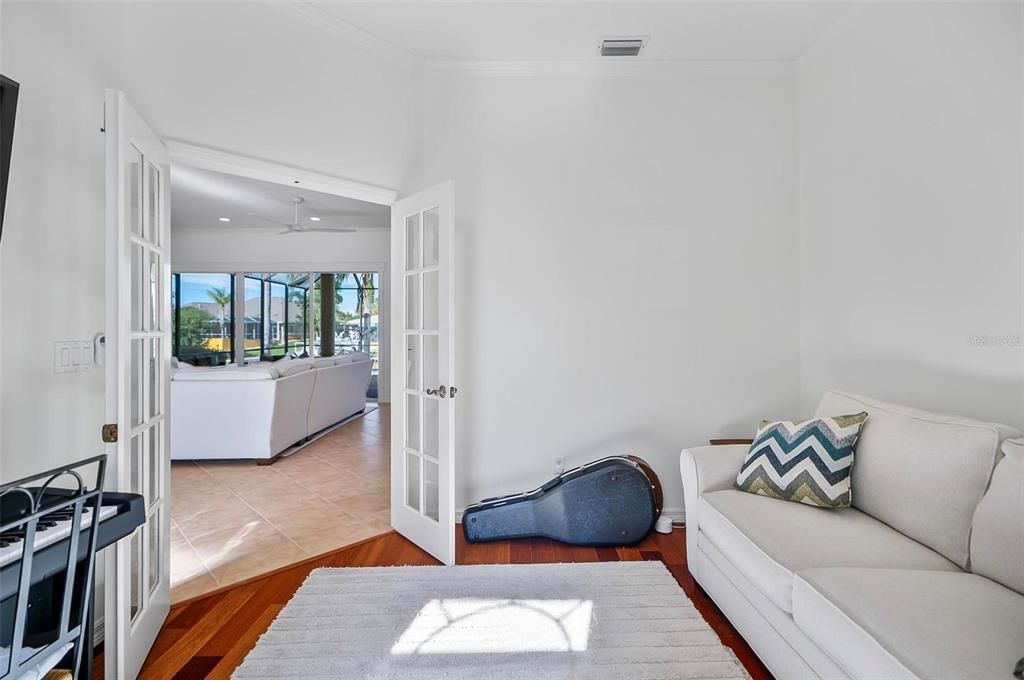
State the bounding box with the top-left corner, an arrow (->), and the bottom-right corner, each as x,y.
101,423 -> 118,443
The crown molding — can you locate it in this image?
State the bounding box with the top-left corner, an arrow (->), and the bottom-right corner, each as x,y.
264,0 -> 423,70
166,139 -> 399,206
428,59 -> 795,76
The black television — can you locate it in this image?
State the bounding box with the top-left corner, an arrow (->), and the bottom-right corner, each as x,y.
0,74 -> 19,240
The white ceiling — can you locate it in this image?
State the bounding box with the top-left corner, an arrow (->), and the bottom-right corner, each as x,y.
309,1 -> 857,63
170,165 -> 389,232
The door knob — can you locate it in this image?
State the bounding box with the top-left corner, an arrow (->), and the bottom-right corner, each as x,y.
426,385 -> 448,398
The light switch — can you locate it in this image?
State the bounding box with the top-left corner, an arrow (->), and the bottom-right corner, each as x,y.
55,341 -> 96,373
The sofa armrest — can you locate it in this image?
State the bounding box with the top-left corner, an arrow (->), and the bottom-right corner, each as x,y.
680,445 -> 747,496
679,444 -> 747,559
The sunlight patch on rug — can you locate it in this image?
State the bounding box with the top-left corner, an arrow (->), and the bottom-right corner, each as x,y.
391,598 -> 593,654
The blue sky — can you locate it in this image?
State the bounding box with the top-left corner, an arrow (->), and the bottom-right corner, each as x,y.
178,273 -> 232,306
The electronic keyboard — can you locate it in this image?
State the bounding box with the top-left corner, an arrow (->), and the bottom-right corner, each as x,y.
0,490 -> 145,600
0,505 -> 117,567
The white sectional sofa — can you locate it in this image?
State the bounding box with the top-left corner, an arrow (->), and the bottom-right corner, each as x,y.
680,390 -> 1024,680
170,353 -> 373,462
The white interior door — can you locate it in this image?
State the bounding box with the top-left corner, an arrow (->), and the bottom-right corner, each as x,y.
390,181 -> 456,565
103,90 -> 172,679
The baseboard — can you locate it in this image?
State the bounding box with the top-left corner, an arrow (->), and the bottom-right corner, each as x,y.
454,506 -> 684,524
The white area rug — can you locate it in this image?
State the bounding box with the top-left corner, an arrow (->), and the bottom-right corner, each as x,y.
233,562 -> 751,679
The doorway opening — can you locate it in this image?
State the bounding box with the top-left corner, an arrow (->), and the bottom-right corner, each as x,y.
165,161 -> 395,603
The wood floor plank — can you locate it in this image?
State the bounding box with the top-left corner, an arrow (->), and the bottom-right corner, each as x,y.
97,525 -> 772,680
169,655 -> 219,680
141,582 -> 262,679
202,604 -> 284,680
508,539 -> 533,564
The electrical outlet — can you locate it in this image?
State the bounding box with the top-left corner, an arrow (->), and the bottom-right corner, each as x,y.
554,457 -> 565,475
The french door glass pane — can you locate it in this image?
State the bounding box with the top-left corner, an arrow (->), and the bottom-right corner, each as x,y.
129,147 -> 143,237
422,271 -> 439,331
147,163 -> 159,246
130,432 -> 143,495
406,335 -> 419,390
148,251 -> 160,331
129,529 -> 142,621
148,338 -> 160,419
406,213 -> 421,270
423,207 -> 439,268
130,339 -> 144,427
405,275 -> 419,331
149,423 -> 161,505
406,451 -> 421,512
424,398 -> 439,459
406,394 -> 420,452
131,244 -> 144,331
423,459 -> 439,522
147,512 -> 159,595
423,335 -> 438,389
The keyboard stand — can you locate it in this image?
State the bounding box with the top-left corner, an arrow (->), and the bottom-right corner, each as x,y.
0,455 -> 108,680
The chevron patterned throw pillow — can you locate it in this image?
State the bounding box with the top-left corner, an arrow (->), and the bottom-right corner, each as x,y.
735,412 -> 869,508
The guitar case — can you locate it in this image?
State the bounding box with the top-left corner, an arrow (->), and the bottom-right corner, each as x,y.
462,455 -> 663,546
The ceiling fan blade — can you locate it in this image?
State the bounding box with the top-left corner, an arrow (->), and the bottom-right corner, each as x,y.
277,228 -> 299,235
247,212 -> 292,228
299,227 -> 357,233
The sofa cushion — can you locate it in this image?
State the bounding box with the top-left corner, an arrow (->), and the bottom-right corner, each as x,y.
793,568 -> 1024,680
277,360 -> 313,377
735,412 -> 868,508
311,358 -> 335,368
237,363 -> 280,379
172,366 -> 274,382
699,490 -> 958,613
332,355 -> 354,365
970,438 -> 1024,595
344,351 -> 371,362
815,390 -> 1020,568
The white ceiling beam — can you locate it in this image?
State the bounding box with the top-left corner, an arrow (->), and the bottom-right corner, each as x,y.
166,139 -> 400,207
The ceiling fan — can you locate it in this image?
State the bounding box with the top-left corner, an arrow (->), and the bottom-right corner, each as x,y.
247,196 -> 356,235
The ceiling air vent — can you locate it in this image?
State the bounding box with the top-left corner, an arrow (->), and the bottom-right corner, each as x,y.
599,38 -> 645,57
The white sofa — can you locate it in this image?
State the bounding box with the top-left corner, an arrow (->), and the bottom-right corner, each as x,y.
680,390 -> 1024,680
170,353 -> 373,462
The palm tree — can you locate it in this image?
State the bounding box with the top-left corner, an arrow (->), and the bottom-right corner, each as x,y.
206,286 -> 231,349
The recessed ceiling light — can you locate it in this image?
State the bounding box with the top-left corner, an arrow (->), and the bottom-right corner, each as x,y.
310,216 -> 321,222
218,217 -> 231,222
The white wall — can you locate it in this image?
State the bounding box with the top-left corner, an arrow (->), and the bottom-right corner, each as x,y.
798,2 -> 1024,429
0,0 -> 422,482
423,64 -> 801,514
172,228 -> 390,273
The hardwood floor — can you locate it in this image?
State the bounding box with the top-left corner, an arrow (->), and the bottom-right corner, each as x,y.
96,527 -> 772,680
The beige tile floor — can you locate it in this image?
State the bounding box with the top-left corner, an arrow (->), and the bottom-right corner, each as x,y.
169,404 -> 390,603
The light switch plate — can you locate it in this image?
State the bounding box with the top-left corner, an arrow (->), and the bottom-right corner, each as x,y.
55,340 -> 95,373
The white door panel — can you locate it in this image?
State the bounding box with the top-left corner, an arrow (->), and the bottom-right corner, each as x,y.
390,182 -> 456,565
104,90 -> 171,680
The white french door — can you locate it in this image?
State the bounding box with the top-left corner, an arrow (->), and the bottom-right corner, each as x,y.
103,90 -> 172,679
390,181 -> 457,565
